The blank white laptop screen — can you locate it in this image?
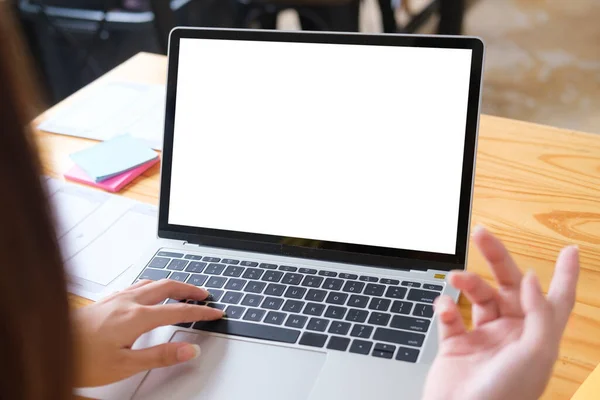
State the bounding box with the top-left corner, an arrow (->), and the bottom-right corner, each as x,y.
168,38 -> 473,255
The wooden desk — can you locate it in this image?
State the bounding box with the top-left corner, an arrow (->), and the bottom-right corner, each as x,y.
34,52 -> 600,400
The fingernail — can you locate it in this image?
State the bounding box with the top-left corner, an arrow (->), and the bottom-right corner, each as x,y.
472,225 -> 486,235
177,344 -> 201,362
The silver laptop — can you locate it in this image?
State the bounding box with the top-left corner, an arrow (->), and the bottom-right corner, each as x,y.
84,28 -> 484,400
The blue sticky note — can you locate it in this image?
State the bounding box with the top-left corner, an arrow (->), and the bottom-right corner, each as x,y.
70,134 -> 158,182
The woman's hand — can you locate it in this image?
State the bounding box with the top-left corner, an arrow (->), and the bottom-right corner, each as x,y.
422,226 -> 580,400
72,279 -> 223,388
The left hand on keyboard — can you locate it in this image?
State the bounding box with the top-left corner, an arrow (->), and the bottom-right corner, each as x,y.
72,279 -> 223,387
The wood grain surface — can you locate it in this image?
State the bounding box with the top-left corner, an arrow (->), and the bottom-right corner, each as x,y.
34,53 -> 600,400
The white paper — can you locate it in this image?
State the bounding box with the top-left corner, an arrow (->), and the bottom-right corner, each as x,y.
44,178 -> 158,299
38,82 -> 166,150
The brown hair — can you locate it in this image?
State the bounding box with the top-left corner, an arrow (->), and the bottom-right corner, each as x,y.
0,5 -> 74,400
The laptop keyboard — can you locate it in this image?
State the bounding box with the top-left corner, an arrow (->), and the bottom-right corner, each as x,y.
137,250 -> 445,363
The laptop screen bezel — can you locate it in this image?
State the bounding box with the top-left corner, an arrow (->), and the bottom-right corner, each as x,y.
158,28 -> 484,272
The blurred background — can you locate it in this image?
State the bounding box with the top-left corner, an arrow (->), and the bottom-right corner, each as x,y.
10,0 -> 600,134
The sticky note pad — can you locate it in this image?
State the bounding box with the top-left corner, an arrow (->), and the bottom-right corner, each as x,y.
70,134 -> 158,182
64,157 -> 159,193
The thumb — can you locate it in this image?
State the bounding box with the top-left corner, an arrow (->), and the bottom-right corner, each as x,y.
127,342 -> 201,372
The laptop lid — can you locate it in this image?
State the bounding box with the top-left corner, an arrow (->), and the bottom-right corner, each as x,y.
158,28 -> 484,273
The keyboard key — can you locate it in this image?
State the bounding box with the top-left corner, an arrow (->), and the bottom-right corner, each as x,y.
184,254 -> 203,260
342,281 -> 365,294
223,266 -> 244,277
188,274 -> 208,287
241,294 -> 264,307
305,289 -> 327,302
391,301 -> 413,315
348,295 -> 369,308
284,286 -> 307,299
368,312 -> 391,326
225,305 -> 245,319
259,263 -> 278,270
374,343 -> 396,353
350,324 -> 373,339
303,303 -> 326,316
390,316 -> 431,333
339,273 -> 358,280
385,286 -> 408,299
240,261 -> 258,267
423,284 -> 443,291
372,350 -> 394,359
242,268 -> 264,280
262,297 -> 284,310
221,259 -> 240,265
359,276 -> 378,282
285,314 -> 308,329
368,298 -> 391,311
349,340 -> 373,355
299,268 -> 317,274
401,281 -> 421,288
299,332 -> 327,348
194,318 -> 299,344
282,273 -> 303,285
262,270 -> 284,282
175,322 -> 192,328
364,283 -> 385,296
279,265 -> 297,272
243,308 -> 266,322
244,281 -> 267,293
407,289 -> 440,304
324,306 -> 347,319
222,291 -> 244,305
205,263 -> 226,275
265,283 -> 286,296
346,309 -> 369,323
379,278 -> 400,285
396,347 -> 420,363
207,303 -> 226,310
264,311 -> 286,325
318,270 -> 337,277
328,321 -> 351,335
373,328 -> 425,347
282,300 -> 305,313
224,278 -> 247,291
206,289 -> 224,302
139,268 -> 169,280
158,251 -> 184,258
325,292 -> 348,305
148,257 -> 170,269
301,275 -> 324,288
169,271 -> 190,282
167,259 -> 189,271
203,257 -> 221,263
186,261 -> 207,273
206,276 -> 227,288
322,278 -> 344,291
413,304 -> 434,318
306,318 -> 329,332
327,336 -> 350,351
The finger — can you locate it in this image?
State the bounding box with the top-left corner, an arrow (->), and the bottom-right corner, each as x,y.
472,225 -> 523,288
434,296 -> 466,341
449,271 -> 500,326
136,303 -> 224,333
133,280 -> 210,305
520,270 -> 553,349
548,245 -> 580,332
125,279 -> 153,291
127,342 -> 201,373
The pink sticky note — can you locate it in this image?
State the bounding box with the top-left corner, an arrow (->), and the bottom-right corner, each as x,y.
64,157 -> 159,193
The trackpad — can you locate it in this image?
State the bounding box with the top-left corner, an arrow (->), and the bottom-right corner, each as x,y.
133,331 -> 326,400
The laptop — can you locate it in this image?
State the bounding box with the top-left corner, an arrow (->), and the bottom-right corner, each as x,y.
83,28 -> 484,400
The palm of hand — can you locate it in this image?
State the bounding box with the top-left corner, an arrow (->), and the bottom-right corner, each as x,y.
422,227 -> 579,400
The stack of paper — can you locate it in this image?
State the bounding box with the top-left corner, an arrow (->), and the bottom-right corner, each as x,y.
66,134 -> 159,192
